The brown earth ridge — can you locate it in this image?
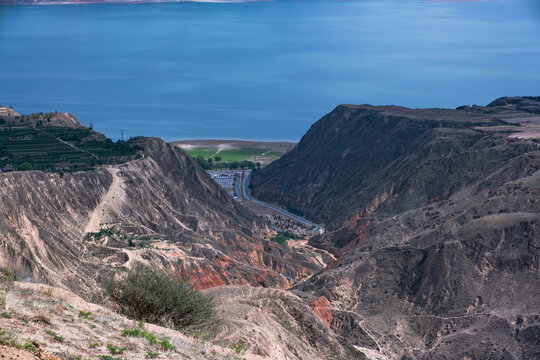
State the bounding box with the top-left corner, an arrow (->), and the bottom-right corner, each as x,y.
252,97 -> 540,359
0,108 -> 321,298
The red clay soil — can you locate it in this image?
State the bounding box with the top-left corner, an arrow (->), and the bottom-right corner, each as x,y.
309,296 -> 333,327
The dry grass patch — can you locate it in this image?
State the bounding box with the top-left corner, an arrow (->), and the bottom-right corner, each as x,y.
0,280 -> 259,359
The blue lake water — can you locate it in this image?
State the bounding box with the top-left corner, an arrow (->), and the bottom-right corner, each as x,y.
1,0 -> 540,141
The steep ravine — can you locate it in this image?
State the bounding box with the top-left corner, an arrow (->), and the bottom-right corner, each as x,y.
1,108 -> 362,360
253,97 -> 540,359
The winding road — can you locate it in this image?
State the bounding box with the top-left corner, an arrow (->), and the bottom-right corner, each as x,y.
241,170 -> 324,235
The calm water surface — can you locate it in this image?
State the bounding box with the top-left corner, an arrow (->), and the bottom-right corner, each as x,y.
1,0 -> 540,140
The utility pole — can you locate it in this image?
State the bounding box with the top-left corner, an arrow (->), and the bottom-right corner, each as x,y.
121,129 -> 124,141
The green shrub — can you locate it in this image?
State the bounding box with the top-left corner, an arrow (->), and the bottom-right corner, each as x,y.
146,352 -> 159,358
0,267 -> 24,282
105,266 -> 215,330
18,162 -> 33,171
0,268 -> 12,281
45,329 -> 64,342
159,337 -> 175,351
107,345 -> 126,355
122,328 -> 158,345
122,328 -> 143,337
0,331 -> 39,354
270,231 -> 300,246
78,310 -> 92,319
84,227 -> 116,241
99,356 -> 122,360
20,341 -> 39,353
231,337 -> 246,355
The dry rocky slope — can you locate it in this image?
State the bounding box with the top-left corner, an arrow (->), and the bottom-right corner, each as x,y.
0,281 -> 247,360
0,108 -> 363,360
0,281 -> 363,359
0,108 -> 362,360
0,108 -> 321,297
0,280 -> 363,360
251,97 -> 540,359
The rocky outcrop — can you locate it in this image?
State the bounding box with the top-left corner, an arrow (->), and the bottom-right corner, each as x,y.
252,98 -> 540,249
309,296 -> 333,326
252,97 -> 540,359
207,286 -> 364,360
0,108 -> 83,128
0,106 -> 18,118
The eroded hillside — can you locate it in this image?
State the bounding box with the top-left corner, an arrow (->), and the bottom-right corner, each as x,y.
252,97 -> 540,359
0,109 -> 321,299
0,281 -> 241,360
2,99 -> 539,360
0,279 -> 365,360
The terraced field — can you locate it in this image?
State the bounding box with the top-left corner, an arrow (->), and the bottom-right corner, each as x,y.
0,127 -> 140,172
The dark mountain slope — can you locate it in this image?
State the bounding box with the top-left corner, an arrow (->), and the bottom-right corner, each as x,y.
252,98 -> 540,252
252,97 -> 540,359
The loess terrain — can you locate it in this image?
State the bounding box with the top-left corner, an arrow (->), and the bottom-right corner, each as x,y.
1,98 -> 539,359
0,281 -> 242,360
0,107 -> 321,299
0,279 -> 362,360
252,97 -> 540,359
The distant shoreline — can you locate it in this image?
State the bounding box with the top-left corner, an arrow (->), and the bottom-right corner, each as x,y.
0,0 -> 497,6
171,139 -> 297,151
0,0 -> 267,5
170,139 -> 298,145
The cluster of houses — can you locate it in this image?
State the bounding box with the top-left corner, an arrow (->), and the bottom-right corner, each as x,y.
208,170 -> 244,199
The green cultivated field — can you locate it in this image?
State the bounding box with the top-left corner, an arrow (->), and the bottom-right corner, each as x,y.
184,148 -> 216,160
187,147 -> 270,162
173,140 -> 296,169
